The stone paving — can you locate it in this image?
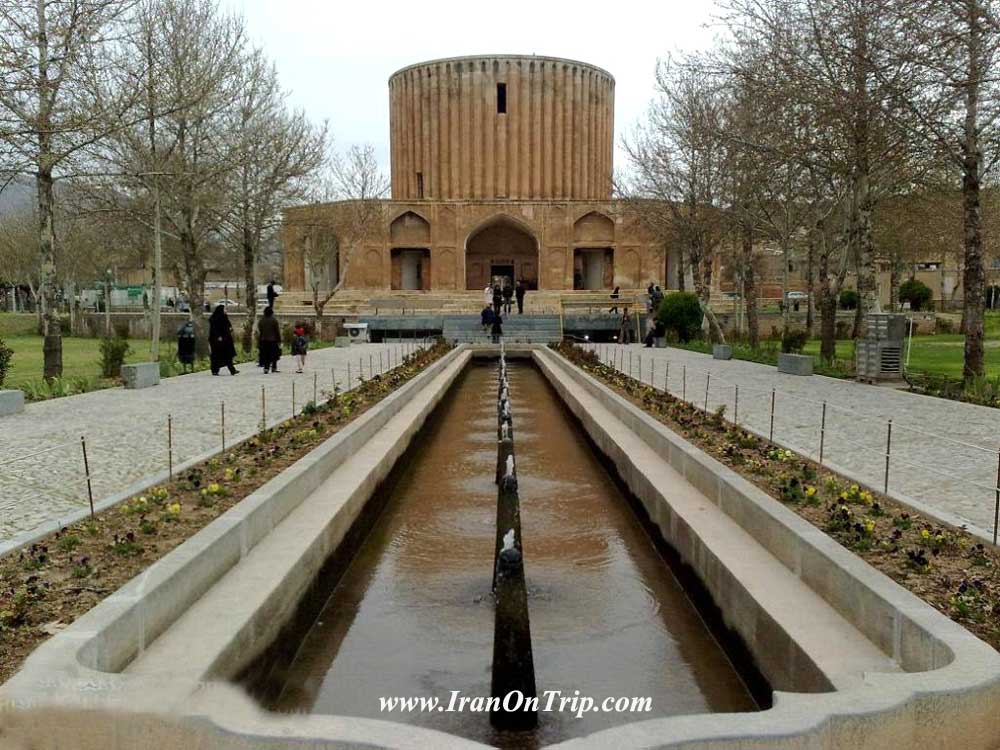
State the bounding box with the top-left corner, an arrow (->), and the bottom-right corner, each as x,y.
0,343 -> 425,542
586,344 -> 1000,539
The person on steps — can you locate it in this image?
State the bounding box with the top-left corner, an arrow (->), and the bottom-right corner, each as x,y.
515,279 -> 526,314
491,312 -> 504,344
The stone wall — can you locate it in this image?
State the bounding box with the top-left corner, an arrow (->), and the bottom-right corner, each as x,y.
283,200 -> 663,293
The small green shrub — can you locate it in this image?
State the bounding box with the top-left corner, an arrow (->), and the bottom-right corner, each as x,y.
0,337 -> 12,388
657,292 -> 703,343
99,336 -> 131,378
839,290 -> 859,310
781,328 -> 809,354
900,279 -> 933,311
935,316 -> 955,334
20,376 -> 94,401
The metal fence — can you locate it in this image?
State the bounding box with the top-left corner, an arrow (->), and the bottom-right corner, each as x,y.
586,343 -> 1000,545
0,341 -> 431,543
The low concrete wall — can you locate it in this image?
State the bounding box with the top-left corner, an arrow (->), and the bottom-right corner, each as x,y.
0,348 -> 468,700
532,347 -> 1000,750
121,362 -> 160,389
4,344 -> 999,750
0,389 -> 25,416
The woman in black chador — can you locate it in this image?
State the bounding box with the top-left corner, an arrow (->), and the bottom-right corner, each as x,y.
208,304 -> 239,376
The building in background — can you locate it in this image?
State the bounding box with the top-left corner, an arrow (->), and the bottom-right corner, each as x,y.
280,55 -> 665,313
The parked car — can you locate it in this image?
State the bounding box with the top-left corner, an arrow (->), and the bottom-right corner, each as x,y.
785,291 -> 809,301
215,298 -> 240,308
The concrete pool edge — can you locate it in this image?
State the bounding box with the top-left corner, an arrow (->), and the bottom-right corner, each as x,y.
0,348 -> 469,696
533,346 -> 1000,749
2,344 -> 999,750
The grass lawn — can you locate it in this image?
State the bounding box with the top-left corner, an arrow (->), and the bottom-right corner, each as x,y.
3,334 -> 147,390
1,312 -> 336,396
672,312 -> 1000,381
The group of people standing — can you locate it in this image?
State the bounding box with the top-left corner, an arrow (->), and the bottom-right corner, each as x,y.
174,281 -> 309,376
480,279 -> 528,343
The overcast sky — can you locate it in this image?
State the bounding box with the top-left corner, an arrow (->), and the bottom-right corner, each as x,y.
221,0 -> 719,176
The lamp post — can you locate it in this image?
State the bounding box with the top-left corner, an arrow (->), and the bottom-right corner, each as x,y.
104,268 -> 112,337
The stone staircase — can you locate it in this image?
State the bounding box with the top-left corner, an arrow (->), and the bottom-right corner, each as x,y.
275,289 -> 652,318
442,314 -> 562,344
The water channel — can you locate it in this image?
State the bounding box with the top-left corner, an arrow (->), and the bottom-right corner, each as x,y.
254,360 -> 757,746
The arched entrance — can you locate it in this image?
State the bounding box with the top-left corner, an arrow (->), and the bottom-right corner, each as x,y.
465,216 -> 539,290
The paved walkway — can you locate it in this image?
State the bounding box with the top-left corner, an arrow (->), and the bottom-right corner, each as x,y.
0,343 -> 424,542
586,344 -> 1000,539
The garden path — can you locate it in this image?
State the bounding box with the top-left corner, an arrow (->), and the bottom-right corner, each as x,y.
587,344 -> 1000,540
0,343 -> 421,543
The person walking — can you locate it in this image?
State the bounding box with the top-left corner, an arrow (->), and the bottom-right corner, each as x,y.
481,304 -> 495,333
257,306 -> 282,373
291,324 -> 309,373
502,282 -> 513,315
646,283 -> 655,314
652,285 -> 664,311
515,279 -> 526,314
484,284 -> 493,308
609,285 -> 621,314
619,308 -> 633,345
492,284 -> 503,316
491,311 -> 504,343
208,304 -> 239,376
176,319 -> 196,373
266,280 -> 279,309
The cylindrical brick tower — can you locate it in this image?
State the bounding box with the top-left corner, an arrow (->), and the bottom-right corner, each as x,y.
389,55 -> 614,202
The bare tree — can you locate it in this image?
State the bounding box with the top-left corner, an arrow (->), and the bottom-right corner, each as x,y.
624,57 -> 730,343
876,0 -> 1000,381
300,143 -> 388,332
222,49 -> 327,353
0,0 -> 137,378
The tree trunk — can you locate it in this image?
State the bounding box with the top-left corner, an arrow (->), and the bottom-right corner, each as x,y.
805,236 -> 815,335
241,227 -> 257,354
961,7 -> 985,383
961,146 -> 985,382
37,166 -> 62,380
150,182 -> 163,360
817,236 -> 836,362
742,224 -> 759,348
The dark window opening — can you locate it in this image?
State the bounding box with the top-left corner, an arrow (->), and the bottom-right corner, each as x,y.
416,171 -> 424,199
497,83 -> 507,114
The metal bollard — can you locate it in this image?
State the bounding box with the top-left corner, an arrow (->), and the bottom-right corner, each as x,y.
221,402 -> 226,453
993,450 -> 1000,545
704,373 -> 711,412
80,436 -> 95,518
167,414 -> 173,479
769,389 -> 776,443
884,419 -> 892,494
260,386 -> 266,434
819,402 -> 827,465
734,385 -> 739,424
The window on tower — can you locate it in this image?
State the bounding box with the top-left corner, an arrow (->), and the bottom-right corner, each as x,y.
497,83 -> 507,114
416,172 -> 424,199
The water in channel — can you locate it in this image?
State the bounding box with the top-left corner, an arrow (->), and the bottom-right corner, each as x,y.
262,361 -> 756,747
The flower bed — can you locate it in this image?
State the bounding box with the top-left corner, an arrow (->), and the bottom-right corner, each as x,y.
0,341 -> 451,684
554,342 -> 1000,652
